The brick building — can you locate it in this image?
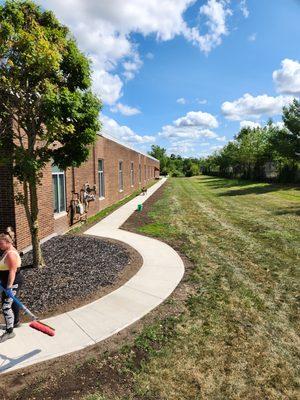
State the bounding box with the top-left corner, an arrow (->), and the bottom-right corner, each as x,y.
0,133 -> 160,251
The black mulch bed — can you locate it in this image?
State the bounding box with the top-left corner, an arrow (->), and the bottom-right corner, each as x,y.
19,235 -> 130,314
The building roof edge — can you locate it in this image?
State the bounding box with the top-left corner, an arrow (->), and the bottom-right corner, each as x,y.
97,131 -> 159,162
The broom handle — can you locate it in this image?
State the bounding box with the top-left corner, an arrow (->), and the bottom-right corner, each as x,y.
0,282 -> 37,321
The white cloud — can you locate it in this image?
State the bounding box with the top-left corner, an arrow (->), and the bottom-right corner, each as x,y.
273,59 -> 300,95
123,53 -> 143,80
210,144 -> 223,151
240,120 -> 261,129
158,109 -> 222,156
38,0 -> 196,105
270,121 -> 285,130
101,115 -> 155,146
110,103 -> 141,116
159,125 -> 218,140
240,120 -> 286,131
38,0 -> 235,107
248,33 -> 257,42
174,110 -> 219,128
221,93 -> 294,120
146,52 -> 154,59
168,140 -> 214,156
239,0 -> 249,18
275,121 -> 285,129
197,98 -> 208,105
216,135 -> 226,141
92,70 -> 123,105
168,140 -> 195,155
186,0 -> 232,54
177,97 -> 187,105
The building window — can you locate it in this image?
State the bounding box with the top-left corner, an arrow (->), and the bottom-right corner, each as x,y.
139,163 -> 141,184
118,160 -> 124,191
98,159 -> 105,198
130,161 -> 134,187
52,164 -> 66,214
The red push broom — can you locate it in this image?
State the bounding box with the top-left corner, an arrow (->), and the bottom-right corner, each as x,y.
0,283 -> 55,336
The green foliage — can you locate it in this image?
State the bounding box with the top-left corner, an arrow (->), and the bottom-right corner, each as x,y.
200,101 -> 300,183
139,222 -> 177,238
0,0 -> 101,265
271,99 -> 300,161
134,316 -> 181,357
149,103 -> 300,183
171,169 -> 182,177
283,99 -> 300,140
84,395 -> 109,400
184,162 -> 199,177
0,0 -> 102,179
148,144 -> 167,160
148,145 -> 200,177
148,144 -> 168,175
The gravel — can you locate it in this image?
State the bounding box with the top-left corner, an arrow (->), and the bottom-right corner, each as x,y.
19,235 -> 130,314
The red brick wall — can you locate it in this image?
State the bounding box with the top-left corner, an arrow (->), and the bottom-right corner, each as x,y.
13,163 -> 54,251
7,134 -> 159,250
5,136 -> 159,250
0,164 -> 16,235
53,135 -> 160,237
1,120 -> 55,250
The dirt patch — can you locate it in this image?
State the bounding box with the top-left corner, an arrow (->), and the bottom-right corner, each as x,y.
121,181 -> 167,232
0,181 -> 194,400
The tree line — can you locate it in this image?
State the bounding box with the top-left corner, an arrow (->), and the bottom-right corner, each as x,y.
148,145 -> 202,177
149,100 -> 300,183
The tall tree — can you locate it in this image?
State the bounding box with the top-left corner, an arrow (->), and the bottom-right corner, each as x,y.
149,145 -> 168,175
184,162 -> 199,177
280,99 -> 300,159
0,0 -> 101,267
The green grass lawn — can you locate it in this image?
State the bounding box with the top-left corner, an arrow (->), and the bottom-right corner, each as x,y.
16,176 -> 298,400
116,176 -> 300,400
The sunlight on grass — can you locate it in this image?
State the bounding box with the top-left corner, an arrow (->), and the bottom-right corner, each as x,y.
139,222 -> 177,238
130,175 -> 300,400
85,395 -> 110,400
76,175 -> 299,400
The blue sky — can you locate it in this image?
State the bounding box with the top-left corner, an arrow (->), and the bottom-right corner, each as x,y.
5,0 -> 300,156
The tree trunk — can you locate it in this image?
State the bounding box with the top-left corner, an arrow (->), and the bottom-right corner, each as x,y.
22,179 -> 45,268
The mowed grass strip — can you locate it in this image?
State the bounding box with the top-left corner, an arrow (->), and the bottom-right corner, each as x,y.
21,176 -> 298,400
132,176 -> 300,399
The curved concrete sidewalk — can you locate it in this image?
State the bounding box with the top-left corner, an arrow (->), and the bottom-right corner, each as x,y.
0,178 -> 185,373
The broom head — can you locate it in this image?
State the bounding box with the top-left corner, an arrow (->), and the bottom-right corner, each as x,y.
29,320 -> 55,336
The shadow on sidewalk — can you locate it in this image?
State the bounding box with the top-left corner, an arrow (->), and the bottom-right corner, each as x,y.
0,349 -> 41,372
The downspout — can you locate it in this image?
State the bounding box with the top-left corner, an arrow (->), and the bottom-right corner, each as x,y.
72,166 -> 75,192
93,145 -> 96,186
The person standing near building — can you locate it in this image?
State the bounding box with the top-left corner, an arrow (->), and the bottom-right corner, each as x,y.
0,229 -> 23,343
